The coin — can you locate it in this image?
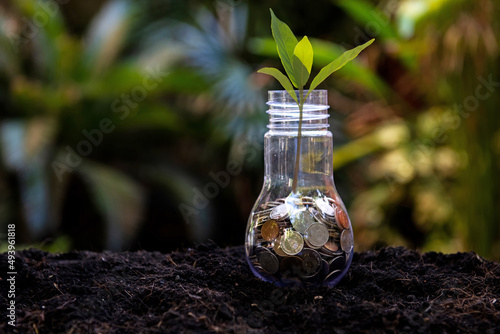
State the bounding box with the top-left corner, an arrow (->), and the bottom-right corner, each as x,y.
335,208 -> 350,230
310,207 -> 336,227
304,238 -> 321,249
290,210 -> 315,234
323,240 -> 339,252
323,269 -> 342,282
315,197 -> 335,216
300,249 -> 322,278
321,249 -> 344,258
320,259 -> 330,279
327,197 -> 339,207
258,250 -> 279,274
273,236 -> 287,257
340,229 -> 353,252
280,229 -> 304,256
270,204 -> 292,221
261,220 -> 280,241
279,256 -> 304,278
304,223 -> 329,248
254,245 -> 268,254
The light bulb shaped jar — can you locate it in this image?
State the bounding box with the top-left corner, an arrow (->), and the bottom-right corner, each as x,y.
245,90 -> 353,287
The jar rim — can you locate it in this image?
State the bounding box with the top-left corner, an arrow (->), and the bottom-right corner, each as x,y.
267,89 -> 329,107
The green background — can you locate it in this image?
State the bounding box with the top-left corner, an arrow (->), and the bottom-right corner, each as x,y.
0,0 -> 499,260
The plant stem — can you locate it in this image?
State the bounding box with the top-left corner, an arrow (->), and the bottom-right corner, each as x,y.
292,87 -> 304,194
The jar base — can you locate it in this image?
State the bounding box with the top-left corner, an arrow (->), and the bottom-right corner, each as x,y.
245,194 -> 353,287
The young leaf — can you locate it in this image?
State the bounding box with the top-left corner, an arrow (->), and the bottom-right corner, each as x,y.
257,67 -> 299,104
293,36 -> 313,73
307,38 -> 375,98
270,9 -> 299,88
292,36 -> 313,88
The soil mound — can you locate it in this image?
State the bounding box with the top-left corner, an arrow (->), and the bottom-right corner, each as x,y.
1,244 -> 499,333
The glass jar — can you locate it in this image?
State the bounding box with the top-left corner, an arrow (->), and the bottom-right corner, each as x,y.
245,90 -> 353,287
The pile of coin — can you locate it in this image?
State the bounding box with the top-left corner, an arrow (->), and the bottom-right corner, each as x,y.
248,196 -> 353,285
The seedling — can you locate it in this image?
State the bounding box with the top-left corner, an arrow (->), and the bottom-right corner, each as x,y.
258,9 -> 374,193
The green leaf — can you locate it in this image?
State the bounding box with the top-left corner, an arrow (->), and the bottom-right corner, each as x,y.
270,9 -> 298,88
307,38 -> 375,97
293,36 -> 313,73
292,36 -> 313,88
257,67 -> 298,104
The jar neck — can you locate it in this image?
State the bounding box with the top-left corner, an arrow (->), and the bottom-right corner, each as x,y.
263,90 -> 334,194
267,90 -> 330,132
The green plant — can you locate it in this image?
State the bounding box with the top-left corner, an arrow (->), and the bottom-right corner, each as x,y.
257,9 -> 374,193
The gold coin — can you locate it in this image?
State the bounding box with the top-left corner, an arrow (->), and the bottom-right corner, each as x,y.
335,208 -> 350,230
261,220 -> 279,241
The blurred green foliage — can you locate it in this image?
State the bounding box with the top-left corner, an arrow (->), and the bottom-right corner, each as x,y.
0,0 -> 498,260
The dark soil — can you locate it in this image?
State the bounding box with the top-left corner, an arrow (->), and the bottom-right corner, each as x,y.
1,243 -> 499,333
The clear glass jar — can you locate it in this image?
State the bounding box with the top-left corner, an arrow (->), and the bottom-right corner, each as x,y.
245,90 -> 353,287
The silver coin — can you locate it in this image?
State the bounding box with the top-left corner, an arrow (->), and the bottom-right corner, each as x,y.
304,222 -> 329,248
324,214 -> 337,225
328,227 -> 341,238
294,201 -> 314,207
327,197 -> 339,207
320,248 -> 344,258
262,202 -> 280,209
340,229 -> 353,252
270,204 -> 292,221
310,208 -> 335,227
304,237 -> 322,250
299,249 -> 322,278
253,210 -> 272,220
323,269 -> 342,282
290,209 -> 316,234
280,229 -> 304,256
317,249 -> 335,258
320,259 -> 330,279
258,250 -> 279,274
315,198 -> 335,216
